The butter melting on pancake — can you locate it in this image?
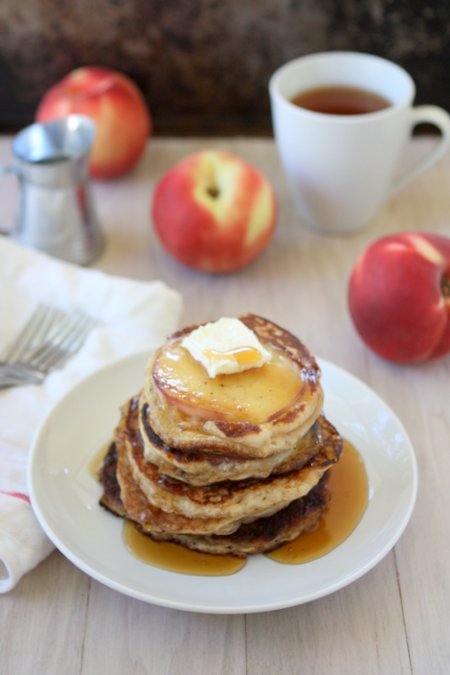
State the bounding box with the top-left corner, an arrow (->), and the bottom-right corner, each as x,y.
181,317 -> 272,377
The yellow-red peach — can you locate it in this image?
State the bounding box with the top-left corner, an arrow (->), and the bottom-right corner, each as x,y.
348,232 -> 450,363
152,150 -> 277,273
36,67 -> 151,180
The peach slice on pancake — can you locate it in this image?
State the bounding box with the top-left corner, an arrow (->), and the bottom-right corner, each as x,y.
152,314 -> 320,426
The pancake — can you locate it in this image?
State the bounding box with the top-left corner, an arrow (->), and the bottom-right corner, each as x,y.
139,396 -> 328,485
119,394 -> 341,521
116,440 -> 250,535
145,475 -> 329,557
99,440 -> 330,556
100,435 -> 317,536
99,441 -> 126,517
145,314 -> 324,459
98,314 -> 345,559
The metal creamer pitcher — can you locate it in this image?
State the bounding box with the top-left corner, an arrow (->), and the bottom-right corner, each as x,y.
1,115 -> 104,265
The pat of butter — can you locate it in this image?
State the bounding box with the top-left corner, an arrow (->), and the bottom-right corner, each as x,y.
181,318 -> 271,377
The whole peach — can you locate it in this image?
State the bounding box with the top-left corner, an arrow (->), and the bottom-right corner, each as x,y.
348,232 -> 450,363
36,67 -> 151,179
152,150 -> 277,273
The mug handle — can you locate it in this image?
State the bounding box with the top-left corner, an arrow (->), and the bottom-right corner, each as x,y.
0,165 -> 21,236
391,105 -> 450,195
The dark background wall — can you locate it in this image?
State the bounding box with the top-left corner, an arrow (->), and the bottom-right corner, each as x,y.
0,0 -> 449,135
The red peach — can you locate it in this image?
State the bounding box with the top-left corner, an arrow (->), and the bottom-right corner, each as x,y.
348,232 -> 450,363
152,150 -> 277,273
36,67 -> 151,180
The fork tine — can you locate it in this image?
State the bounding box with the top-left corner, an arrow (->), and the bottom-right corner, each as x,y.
3,304 -> 47,362
26,312 -> 96,373
3,304 -> 65,363
1,305 -> 97,388
43,316 -> 96,372
24,313 -> 81,369
0,362 -> 44,384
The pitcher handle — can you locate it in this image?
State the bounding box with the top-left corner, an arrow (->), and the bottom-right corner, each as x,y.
0,165 -> 21,236
390,105 -> 450,195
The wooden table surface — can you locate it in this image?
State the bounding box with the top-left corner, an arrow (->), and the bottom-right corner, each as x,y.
1,136 -> 449,675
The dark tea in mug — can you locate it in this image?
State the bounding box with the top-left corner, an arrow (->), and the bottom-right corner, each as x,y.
291,85 -> 391,115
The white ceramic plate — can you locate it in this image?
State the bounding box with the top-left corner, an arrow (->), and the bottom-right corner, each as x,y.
28,352 -> 418,614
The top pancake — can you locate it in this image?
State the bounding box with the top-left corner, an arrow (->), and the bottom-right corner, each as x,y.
145,314 -> 323,459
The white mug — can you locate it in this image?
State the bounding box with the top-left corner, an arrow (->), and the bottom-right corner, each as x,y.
269,52 -> 450,235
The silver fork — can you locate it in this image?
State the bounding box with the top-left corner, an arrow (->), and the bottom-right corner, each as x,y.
0,304 -> 96,389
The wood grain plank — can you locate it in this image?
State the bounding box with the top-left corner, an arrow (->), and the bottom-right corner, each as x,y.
246,557 -> 411,675
372,363 -> 450,675
0,552 -> 90,675
81,581 -> 246,675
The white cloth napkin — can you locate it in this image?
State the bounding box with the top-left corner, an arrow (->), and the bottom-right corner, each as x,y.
0,237 -> 182,592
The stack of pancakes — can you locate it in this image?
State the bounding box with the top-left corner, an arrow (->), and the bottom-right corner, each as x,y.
99,314 -> 343,557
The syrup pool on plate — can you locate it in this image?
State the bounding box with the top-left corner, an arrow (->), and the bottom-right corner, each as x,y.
123,520 -> 246,576
121,440 -> 368,574
267,440 -> 368,564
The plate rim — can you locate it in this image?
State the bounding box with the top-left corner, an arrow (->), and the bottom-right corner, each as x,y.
28,350 -> 418,614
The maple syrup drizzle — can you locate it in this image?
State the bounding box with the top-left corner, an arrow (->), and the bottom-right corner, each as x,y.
120,440 -> 368,574
123,520 -> 246,576
267,440 -> 368,564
